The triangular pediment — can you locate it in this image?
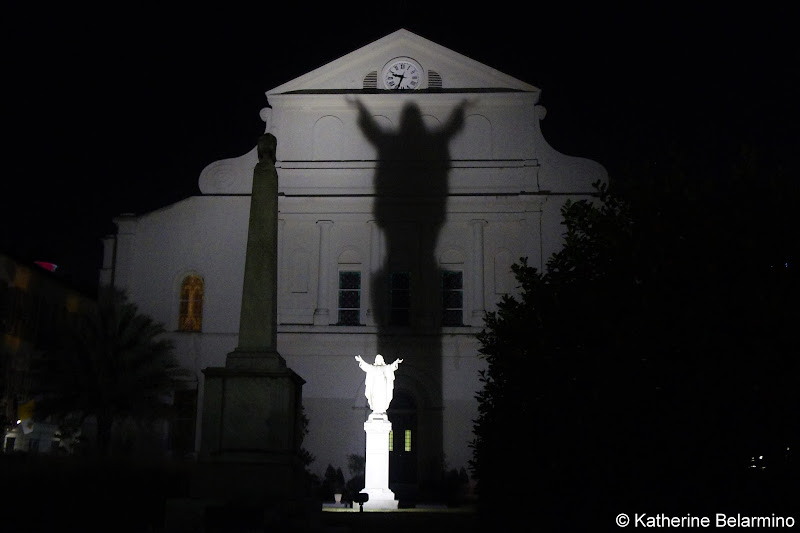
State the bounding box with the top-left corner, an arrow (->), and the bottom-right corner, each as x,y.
267,29 -> 538,94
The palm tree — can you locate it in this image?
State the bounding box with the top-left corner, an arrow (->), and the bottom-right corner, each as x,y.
34,287 -> 186,455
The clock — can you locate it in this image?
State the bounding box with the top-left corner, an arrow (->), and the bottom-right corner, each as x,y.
381,57 -> 423,90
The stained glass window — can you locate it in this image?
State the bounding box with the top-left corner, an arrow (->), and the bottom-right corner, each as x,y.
389,430 -> 412,452
179,275 -> 204,332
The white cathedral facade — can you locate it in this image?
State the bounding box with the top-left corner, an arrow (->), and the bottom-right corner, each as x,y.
100,29 -> 606,495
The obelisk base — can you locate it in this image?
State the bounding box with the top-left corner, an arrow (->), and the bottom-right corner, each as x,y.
195,351 -> 306,499
361,416 -> 399,509
199,352 -> 304,463
165,353 -> 310,532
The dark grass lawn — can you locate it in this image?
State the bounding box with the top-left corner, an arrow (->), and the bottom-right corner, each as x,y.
3,453 -> 482,532
3,452 -> 193,532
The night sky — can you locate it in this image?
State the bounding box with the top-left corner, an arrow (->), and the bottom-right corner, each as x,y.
2,5 -> 796,294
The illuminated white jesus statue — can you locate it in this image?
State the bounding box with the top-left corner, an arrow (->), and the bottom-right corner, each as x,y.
354,354 -> 403,415
355,354 -> 403,509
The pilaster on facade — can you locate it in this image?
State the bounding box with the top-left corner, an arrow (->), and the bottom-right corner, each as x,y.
111,214 -> 138,293
313,220 -> 334,325
365,220 -> 381,326
470,219 -> 488,325
100,235 -> 116,287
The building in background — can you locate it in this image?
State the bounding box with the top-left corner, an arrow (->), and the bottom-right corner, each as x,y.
1,254 -> 95,453
101,30 -> 606,498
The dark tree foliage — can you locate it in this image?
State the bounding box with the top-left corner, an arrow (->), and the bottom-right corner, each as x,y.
344,453 -> 365,499
33,287 -> 186,456
297,404 -> 322,497
471,153 -> 798,528
321,464 -> 347,502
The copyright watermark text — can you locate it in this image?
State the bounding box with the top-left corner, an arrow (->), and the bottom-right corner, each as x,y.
615,513 -> 795,528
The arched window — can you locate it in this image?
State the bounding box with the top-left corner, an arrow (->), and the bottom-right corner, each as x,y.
179,275 -> 204,332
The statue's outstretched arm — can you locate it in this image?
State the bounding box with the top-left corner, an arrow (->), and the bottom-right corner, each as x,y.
441,99 -> 474,138
347,97 -> 381,144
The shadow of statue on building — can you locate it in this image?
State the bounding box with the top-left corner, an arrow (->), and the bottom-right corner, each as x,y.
351,98 -> 468,497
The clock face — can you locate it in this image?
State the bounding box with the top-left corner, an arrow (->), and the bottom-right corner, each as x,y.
382,59 -> 422,90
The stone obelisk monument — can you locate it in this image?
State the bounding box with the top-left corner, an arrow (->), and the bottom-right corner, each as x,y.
195,133 -> 305,508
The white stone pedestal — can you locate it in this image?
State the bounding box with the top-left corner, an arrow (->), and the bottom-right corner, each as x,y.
360,415 -> 399,509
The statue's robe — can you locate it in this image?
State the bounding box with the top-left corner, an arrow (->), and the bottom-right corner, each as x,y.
358,360 -> 396,413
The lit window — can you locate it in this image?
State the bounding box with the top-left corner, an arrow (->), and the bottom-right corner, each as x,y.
338,271 -> 361,325
389,272 -> 411,326
389,430 -> 412,452
179,275 -> 204,332
441,270 -> 463,326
